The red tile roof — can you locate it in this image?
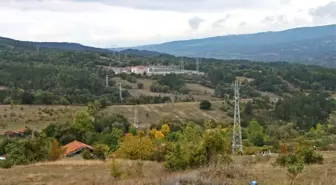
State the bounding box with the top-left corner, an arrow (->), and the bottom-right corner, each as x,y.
64,140 -> 94,156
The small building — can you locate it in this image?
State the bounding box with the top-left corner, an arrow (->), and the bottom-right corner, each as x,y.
131,66 -> 147,74
4,128 -> 25,138
64,140 -> 94,157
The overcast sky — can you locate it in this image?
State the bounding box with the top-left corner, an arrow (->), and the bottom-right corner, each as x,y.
0,0 -> 335,47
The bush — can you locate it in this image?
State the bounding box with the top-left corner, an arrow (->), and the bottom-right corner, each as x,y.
93,144 -> 110,160
110,159 -> 124,179
82,149 -> 94,160
275,154 -> 301,167
297,148 -> 324,165
200,100 -> 211,110
164,143 -> 188,171
0,159 -> 14,169
137,83 -> 144,89
275,148 -> 324,166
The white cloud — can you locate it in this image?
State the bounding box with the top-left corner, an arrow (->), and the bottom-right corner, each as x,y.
188,17 -> 205,30
0,0 -> 335,47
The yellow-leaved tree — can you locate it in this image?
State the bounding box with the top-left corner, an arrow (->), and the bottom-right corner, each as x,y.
160,124 -> 170,135
155,130 -> 165,139
49,139 -> 66,161
115,135 -> 153,160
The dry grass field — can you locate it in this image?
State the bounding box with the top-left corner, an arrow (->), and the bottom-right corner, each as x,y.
0,101 -> 231,134
1,151 -> 335,185
101,101 -> 231,126
0,105 -> 84,134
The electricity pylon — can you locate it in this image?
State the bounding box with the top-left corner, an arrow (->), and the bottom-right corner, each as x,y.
119,82 -> 123,103
105,75 -> 109,87
232,80 -> 243,155
134,105 -> 139,128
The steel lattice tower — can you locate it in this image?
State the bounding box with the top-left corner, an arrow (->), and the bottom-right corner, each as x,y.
119,82 -> 123,103
134,105 -> 139,128
232,80 -> 243,155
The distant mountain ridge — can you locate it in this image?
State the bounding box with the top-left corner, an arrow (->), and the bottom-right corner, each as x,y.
0,37 -> 110,53
134,24 -> 336,67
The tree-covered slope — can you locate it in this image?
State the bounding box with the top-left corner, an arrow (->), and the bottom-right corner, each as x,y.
0,36 -> 110,53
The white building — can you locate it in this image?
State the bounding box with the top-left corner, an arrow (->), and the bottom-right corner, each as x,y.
131,66 -> 147,74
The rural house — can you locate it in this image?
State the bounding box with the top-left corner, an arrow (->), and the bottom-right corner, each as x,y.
4,128 -> 26,138
64,140 -> 94,157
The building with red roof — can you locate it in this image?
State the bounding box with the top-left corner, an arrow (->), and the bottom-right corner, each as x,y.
64,140 -> 94,157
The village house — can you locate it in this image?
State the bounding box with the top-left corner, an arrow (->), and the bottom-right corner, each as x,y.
64,140 -> 94,157
4,128 -> 26,138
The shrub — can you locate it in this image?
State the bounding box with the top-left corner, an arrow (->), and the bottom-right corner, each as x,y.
287,161 -> 304,185
82,149 -> 94,160
110,159 -> 124,179
297,148 -> 324,165
93,144 -> 110,160
0,159 -> 14,169
200,100 -> 211,110
137,83 -> 144,89
164,143 -> 188,171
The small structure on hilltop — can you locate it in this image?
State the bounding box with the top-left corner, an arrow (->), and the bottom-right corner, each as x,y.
64,140 -> 94,157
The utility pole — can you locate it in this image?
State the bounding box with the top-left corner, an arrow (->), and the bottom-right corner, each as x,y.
105,75 -> 109,87
232,80 -> 243,155
196,58 -> 199,72
134,105 -> 139,128
36,45 -> 39,52
119,82 -> 123,103
180,59 -> 184,71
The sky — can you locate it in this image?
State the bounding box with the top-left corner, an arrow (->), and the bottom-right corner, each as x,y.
0,0 -> 335,47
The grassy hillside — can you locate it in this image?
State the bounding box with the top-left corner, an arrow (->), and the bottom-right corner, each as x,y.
101,101 -> 230,126
1,151 -> 335,185
0,100 -> 233,134
0,105 -> 84,134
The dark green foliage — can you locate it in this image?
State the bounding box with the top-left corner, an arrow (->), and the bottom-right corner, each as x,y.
93,113 -> 130,133
164,143 -> 188,171
250,132 -> 265,147
126,76 -> 137,83
244,101 -> 253,116
98,96 -> 110,108
0,159 -> 14,169
275,154 -> 302,167
274,92 -> 335,130
275,148 -> 324,166
166,132 -> 179,142
137,83 -> 144,89
43,123 -> 57,138
297,148 -> 324,165
82,149 -> 94,160
200,100 -> 211,110
5,135 -> 49,165
60,134 -> 76,145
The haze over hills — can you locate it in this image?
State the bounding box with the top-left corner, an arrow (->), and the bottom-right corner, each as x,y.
134,24 -> 336,68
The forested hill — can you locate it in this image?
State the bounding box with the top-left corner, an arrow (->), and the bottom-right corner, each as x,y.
0,36 -> 110,53
135,24 -> 336,68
